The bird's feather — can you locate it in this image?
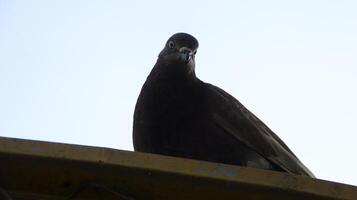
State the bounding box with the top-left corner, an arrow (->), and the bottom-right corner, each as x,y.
205,83 -> 315,177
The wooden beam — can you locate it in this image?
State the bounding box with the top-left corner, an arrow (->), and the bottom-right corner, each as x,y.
0,136 -> 356,200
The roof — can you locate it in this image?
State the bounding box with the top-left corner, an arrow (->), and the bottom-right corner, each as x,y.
0,136 -> 356,200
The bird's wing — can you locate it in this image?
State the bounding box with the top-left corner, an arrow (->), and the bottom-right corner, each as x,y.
204,83 -> 315,177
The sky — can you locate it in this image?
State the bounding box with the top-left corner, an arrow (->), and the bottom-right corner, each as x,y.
1,0 -> 357,186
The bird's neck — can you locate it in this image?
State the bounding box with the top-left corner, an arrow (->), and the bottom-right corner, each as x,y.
148,60 -> 197,84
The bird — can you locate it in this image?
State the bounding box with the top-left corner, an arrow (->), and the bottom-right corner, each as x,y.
133,33 -> 315,178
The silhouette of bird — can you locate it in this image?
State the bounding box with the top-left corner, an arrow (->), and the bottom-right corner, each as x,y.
133,33 -> 315,177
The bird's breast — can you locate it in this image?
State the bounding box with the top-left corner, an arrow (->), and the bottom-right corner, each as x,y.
133,76 -> 205,154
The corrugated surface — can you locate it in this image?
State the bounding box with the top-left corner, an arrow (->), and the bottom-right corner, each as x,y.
0,136 -> 356,200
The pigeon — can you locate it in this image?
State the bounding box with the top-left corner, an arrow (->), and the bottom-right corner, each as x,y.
133,33 -> 315,177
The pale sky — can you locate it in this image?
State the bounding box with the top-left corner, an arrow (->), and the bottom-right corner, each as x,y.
1,1 -> 357,186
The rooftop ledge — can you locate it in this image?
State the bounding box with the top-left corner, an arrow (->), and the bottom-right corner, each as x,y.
0,136 -> 356,200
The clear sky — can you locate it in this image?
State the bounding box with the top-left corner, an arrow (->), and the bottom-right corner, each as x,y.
1,0 -> 357,186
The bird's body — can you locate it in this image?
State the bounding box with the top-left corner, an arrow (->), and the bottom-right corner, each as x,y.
133,33 -> 315,177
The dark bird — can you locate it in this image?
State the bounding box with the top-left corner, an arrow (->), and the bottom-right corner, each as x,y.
133,33 -> 315,177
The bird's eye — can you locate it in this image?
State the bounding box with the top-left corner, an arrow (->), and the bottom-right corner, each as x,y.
193,50 -> 197,55
168,41 -> 175,48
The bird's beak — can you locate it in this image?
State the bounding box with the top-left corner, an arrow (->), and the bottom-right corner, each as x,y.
179,47 -> 194,63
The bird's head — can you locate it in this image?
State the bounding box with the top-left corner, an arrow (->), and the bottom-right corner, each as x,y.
158,33 -> 199,74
